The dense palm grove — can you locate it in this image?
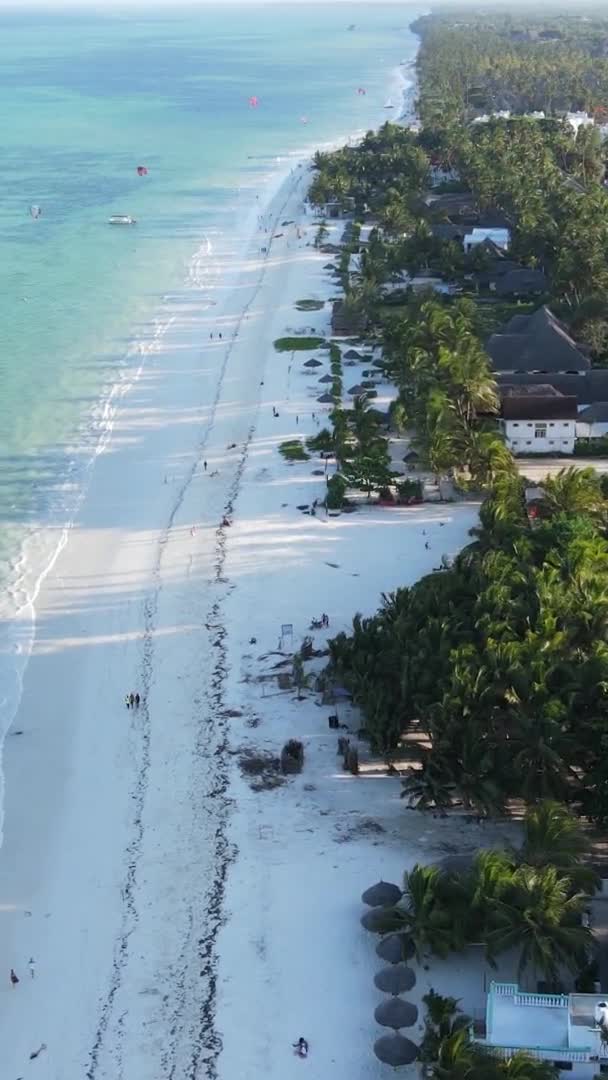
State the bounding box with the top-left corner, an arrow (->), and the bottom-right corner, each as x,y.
312,13 -> 608,1079
315,13 -> 608,818
413,11 -> 608,123
383,298 -> 511,487
415,10 -> 608,343
328,468 -> 608,823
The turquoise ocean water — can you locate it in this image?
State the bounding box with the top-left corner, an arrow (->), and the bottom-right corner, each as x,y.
0,2 -> 419,710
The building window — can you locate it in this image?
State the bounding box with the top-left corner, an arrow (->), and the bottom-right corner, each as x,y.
526,440 -> 532,445
549,440 -> 554,445
527,422 -> 533,427
549,422 -> 555,427
535,424 -> 547,439
513,422 -> 519,427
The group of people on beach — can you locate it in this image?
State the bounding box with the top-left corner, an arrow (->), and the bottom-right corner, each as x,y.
125,692 -> 141,709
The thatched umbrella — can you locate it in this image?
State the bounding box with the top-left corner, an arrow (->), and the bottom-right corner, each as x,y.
348,384 -> 367,396
374,1034 -> 418,1066
374,964 -> 416,995
376,933 -> 415,964
374,998 -> 418,1030
318,373 -> 333,383
344,348 -> 364,360
403,449 -> 419,463
361,908 -> 397,933
304,358 -> 322,368
362,881 -> 402,908
317,393 -> 334,403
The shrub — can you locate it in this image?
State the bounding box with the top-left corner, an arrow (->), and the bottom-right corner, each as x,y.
326,473 -> 347,510
397,478 -> 423,503
279,440 -> 310,461
274,336 -> 325,352
306,427 -> 334,452
295,299 -> 324,311
574,437 -> 608,457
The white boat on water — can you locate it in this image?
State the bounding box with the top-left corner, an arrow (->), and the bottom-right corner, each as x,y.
384,98 -> 394,109
108,214 -> 136,225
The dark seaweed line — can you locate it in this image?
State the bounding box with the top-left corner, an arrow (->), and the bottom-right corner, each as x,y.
158,170 -> 306,1080
186,424 -> 256,1080
85,166 -> 303,1079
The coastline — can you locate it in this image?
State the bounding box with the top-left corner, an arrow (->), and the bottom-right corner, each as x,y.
0,116 -> 415,779
0,67 -> 429,1076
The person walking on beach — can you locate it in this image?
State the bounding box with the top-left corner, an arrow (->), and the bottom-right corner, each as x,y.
28,958 -> 35,979
204,460 -> 207,472
135,693 -> 140,708
129,692 -> 135,708
425,541 -> 430,550
219,332 -> 222,340
125,694 -> 131,709
10,969 -> 19,987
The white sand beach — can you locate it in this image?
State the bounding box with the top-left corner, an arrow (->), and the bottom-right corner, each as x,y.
0,158 -> 488,1079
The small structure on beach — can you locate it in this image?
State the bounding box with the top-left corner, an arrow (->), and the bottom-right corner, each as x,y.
374,964 -> 416,995
376,934 -> 415,964
362,881 -> 402,907
280,739 -> 304,775
306,197 -> 355,219
374,998 -> 418,1030
374,1033 -> 418,1066
331,299 -> 368,336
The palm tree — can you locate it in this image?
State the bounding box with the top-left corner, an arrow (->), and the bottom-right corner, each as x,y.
538,467 -> 605,519
420,990 -> 472,1066
486,864 -> 592,980
518,801 -> 599,893
401,762 -> 454,812
500,1053 -> 559,1080
438,342 -> 499,427
374,864 -> 460,958
403,863 -> 464,958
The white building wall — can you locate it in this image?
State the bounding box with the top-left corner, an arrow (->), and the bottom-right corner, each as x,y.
502,418 -> 575,454
576,420 -> 608,439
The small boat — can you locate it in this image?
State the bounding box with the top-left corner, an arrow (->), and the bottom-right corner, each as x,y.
108,214 -> 136,225
384,98 -> 395,109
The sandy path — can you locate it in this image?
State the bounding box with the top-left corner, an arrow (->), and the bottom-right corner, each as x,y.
0,163 -> 311,1079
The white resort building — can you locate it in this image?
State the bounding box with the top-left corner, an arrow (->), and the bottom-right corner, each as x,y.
498,384 -> 578,455
476,982 -> 608,1079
